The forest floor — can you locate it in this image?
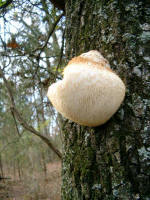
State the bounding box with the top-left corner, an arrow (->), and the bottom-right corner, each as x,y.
0,161 -> 61,200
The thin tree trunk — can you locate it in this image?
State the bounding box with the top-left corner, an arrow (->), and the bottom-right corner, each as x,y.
0,155 -> 4,177
17,159 -> 21,181
13,160 -> 16,179
41,152 -> 47,179
61,1 -> 150,199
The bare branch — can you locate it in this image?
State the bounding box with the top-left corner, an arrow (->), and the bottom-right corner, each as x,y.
0,67 -> 62,159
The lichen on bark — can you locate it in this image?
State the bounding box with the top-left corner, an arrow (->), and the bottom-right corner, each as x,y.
61,0 -> 150,199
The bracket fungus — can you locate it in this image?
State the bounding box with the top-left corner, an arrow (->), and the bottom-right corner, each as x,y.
47,50 -> 125,127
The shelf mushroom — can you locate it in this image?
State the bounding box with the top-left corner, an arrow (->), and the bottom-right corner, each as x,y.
47,50 -> 125,127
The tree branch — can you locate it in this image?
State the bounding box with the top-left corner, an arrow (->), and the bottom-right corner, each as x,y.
11,109 -> 21,137
11,106 -> 62,159
0,67 -> 62,159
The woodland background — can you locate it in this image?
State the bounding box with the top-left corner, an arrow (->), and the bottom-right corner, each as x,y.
0,0 -> 63,199
0,0 -> 150,200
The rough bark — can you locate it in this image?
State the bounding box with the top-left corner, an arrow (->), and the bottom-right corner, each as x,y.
61,0 -> 150,199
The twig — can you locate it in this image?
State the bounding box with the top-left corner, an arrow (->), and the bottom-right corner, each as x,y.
0,35 -> 6,50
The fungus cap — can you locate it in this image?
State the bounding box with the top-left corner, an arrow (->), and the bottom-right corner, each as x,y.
47,50 -> 125,127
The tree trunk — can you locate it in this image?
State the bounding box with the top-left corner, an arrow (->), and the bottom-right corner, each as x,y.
0,155 -> 4,178
61,0 -> 150,199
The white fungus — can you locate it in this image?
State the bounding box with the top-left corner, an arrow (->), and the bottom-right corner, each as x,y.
47,50 -> 126,127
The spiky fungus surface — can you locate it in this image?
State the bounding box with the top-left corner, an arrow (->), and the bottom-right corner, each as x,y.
47,50 -> 125,127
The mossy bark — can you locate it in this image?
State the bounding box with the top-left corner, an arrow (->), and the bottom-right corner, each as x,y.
61,1 -> 150,199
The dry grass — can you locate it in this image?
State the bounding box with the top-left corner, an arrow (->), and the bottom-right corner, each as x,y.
0,161 -> 61,200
